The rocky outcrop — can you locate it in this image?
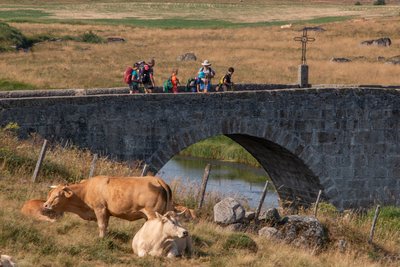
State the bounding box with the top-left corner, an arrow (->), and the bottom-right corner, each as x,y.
361,37 -> 391,47
258,215 -> 327,250
385,55 -> 400,65
330,57 -> 351,63
177,52 -> 197,61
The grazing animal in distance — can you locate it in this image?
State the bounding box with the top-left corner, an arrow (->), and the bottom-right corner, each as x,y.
280,23 -> 292,29
43,175 -> 173,238
21,199 -> 63,222
132,211 -> 192,258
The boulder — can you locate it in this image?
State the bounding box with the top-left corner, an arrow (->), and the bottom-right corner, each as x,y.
277,215 -> 327,249
214,197 -> 245,224
330,57 -> 351,63
107,37 -> 125,43
258,226 -> 278,238
177,52 -> 197,62
386,55 -> 400,65
1,255 -> 17,267
258,215 -> 327,250
244,211 -> 255,221
361,37 -> 391,47
264,208 -> 281,226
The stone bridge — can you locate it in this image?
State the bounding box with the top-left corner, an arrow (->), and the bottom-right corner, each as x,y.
1,84 -> 399,210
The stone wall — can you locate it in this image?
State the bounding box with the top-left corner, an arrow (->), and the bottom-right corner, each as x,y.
1,85 -> 399,210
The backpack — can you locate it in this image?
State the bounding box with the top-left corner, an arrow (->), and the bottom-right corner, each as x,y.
123,66 -> 133,84
218,74 -> 226,85
163,78 -> 173,92
185,78 -> 197,92
135,61 -> 146,83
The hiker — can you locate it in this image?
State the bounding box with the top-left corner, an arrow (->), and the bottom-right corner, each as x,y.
215,67 -> 235,92
163,69 -> 180,93
198,60 -> 215,93
129,63 -> 141,94
185,77 -> 198,93
141,59 -> 156,94
197,71 -> 206,93
171,69 -> 180,93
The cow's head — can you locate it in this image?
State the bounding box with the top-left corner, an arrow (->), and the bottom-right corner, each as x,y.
156,211 -> 188,239
43,186 -> 73,210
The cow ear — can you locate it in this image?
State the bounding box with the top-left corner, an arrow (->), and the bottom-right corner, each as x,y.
63,187 -> 73,198
164,211 -> 176,219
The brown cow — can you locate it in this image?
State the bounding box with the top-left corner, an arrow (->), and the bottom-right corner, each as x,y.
43,175 -> 173,237
21,199 -> 63,222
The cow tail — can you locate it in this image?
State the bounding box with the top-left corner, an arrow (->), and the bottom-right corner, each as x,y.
157,179 -> 173,212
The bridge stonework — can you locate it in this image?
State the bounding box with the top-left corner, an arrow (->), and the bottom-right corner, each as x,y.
1,86 -> 399,210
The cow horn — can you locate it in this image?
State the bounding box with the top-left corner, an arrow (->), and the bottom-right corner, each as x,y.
49,185 -> 58,189
176,209 -> 187,216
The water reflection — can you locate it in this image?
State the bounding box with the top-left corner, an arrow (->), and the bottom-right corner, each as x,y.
157,155 -> 279,209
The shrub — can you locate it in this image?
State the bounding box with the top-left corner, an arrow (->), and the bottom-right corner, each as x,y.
355,1 -> 362,5
0,22 -> 32,51
223,233 -> 257,252
79,31 -> 104,43
373,0 -> 386,5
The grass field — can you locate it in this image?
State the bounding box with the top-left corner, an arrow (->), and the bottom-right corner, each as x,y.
0,1 -> 399,89
0,129 -> 399,267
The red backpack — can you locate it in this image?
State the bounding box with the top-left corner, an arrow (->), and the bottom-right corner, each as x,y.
123,66 -> 133,84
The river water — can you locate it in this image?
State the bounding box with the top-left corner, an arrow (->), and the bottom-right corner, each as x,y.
157,155 -> 279,209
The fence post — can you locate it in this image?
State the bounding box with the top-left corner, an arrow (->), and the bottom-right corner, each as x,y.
368,205 -> 381,244
314,190 -> 322,217
88,153 -> 98,178
141,163 -> 149,177
198,163 -> 211,209
31,139 -> 48,183
255,180 -> 269,224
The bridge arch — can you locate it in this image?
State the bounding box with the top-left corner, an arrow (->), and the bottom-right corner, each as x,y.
148,118 -> 338,208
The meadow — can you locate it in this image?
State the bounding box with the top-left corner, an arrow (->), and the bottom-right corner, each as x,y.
0,128 -> 399,267
0,1 -> 399,89
0,2 -> 400,266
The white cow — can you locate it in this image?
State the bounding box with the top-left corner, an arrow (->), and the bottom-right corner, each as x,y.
132,211 -> 192,258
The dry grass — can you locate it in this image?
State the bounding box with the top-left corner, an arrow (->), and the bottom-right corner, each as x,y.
0,15 -> 399,89
0,130 -> 399,266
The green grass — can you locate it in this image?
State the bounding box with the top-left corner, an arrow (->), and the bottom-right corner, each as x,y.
0,79 -> 36,91
0,9 -> 50,20
3,16 -> 355,29
180,135 -> 261,167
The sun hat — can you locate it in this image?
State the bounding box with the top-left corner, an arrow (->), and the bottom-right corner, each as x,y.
201,60 -> 211,66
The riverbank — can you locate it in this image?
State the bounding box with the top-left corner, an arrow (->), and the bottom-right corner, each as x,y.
180,135 -> 261,167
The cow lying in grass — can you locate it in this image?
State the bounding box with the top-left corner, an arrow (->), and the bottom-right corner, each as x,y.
174,205 -> 197,221
43,175 -> 173,238
21,199 -> 63,222
132,211 -> 192,258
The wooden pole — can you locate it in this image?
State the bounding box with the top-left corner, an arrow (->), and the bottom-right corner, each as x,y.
88,153 -> 98,178
31,139 -> 48,183
255,180 -> 269,224
368,205 -> 381,244
141,163 -> 149,177
198,163 -> 211,209
314,190 -> 322,217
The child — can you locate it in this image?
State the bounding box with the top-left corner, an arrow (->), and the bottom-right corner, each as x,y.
129,64 -> 140,94
171,69 -> 180,94
197,71 -> 206,93
216,67 -> 235,92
